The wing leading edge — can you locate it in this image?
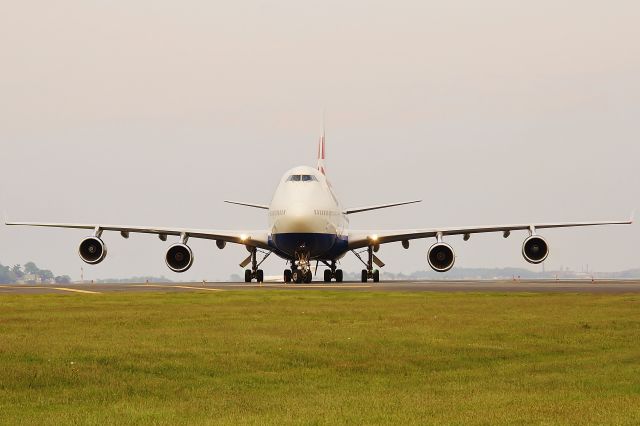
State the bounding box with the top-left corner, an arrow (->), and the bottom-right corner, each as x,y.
224,201 -> 270,210
344,200 -> 422,215
4,221 -> 270,249
348,215 -> 633,250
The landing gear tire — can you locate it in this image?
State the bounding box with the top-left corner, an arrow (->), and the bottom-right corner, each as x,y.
373,269 -> 380,283
361,270 -> 368,283
335,269 -> 343,283
284,269 -> 292,283
244,269 -> 252,283
293,270 -> 303,284
256,269 -> 264,283
324,269 -> 331,283
304,271 -> 313,283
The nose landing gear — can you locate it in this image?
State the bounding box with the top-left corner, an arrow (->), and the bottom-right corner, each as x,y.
285,244 -> 313,283
285,263 -> 312,283
284,267 -> 310,283
291,268 -> 312,284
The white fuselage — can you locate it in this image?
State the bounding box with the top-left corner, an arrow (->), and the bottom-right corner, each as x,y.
267,166 -> 349,260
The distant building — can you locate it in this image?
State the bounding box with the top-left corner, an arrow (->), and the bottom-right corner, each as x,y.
17,274 -> 56,285
18,274 -> 41,284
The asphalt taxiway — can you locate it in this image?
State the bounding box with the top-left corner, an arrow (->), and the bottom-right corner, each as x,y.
1,280 -> 640,294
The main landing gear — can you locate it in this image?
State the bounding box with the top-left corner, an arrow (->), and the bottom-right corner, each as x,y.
353,246 -> 381,283
323,261 -> 343,283
245,269 -> 264,283
361,269 -> 380,283
244,247 -> 269,283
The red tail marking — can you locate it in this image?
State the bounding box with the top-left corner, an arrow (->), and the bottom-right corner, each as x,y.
317,134 -> 326,175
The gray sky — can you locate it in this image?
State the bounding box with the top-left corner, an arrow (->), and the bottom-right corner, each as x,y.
1,0 -> 638,280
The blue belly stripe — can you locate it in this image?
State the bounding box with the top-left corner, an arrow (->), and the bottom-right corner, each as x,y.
269,233 -> 349,260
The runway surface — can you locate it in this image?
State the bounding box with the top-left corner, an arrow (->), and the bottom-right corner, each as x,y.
2,280 -> 640,294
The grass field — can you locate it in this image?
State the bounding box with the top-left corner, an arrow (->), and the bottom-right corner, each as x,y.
1,291 -> 639,425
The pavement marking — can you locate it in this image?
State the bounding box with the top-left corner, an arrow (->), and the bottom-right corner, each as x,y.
1,286 -> 54,290
0,285 -> 102,294
126,284 -> 224,292
172,285 -> 224,292
128,284 -> 193,289
128,284 -> 169,287
53,287 -> 102,294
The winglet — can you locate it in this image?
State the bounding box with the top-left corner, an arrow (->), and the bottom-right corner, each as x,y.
630,209 -> 636,224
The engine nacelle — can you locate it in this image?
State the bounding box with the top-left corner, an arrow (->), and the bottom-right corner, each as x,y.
427,242 -> 455,272
166,243 -> 194,273
522,236 -> 549,264
216,240 -> 226,250
79,237 -> 107,265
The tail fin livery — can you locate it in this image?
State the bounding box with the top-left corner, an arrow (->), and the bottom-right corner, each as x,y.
317,133 -> 326,175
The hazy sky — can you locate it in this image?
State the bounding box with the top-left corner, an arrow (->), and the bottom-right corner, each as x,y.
1,1 -> 638,280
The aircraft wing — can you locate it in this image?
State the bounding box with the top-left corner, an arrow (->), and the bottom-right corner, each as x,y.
348,216 -> 633,250
224,200 -> 270,210
344,200 -> 422,215
4,221 -> 271,249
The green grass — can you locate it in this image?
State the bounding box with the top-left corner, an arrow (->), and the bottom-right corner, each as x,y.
1,291 -> 639,425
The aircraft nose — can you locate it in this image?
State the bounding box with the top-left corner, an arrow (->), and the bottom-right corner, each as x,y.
285,205 -> 312,231
275,204 -> 320,234
290,203 -> 316,219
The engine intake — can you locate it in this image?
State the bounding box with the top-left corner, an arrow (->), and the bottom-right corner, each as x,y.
166,243 -> 194,273
79,237 -> 107,265
522,236 -> 549,264
428,242 -> 455,272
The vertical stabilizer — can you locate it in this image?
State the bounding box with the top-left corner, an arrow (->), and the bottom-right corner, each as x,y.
317,132 -> 326,175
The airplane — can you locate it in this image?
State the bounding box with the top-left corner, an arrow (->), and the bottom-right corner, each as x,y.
5,136 -> 633,284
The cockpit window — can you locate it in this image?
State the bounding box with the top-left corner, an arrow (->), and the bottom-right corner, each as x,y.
287,175 -> 318,182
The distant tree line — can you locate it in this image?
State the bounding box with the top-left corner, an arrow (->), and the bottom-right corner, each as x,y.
0,261 -> 71,284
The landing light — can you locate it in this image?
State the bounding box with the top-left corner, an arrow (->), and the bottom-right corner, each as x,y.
240,234 -> 249,242
370,234 -> 379,242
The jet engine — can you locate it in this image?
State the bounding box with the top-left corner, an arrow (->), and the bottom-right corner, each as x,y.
522,236 -> 549,264
79,237 -> 107,265
166,243 -> 194,273
427,242 -> 455,272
